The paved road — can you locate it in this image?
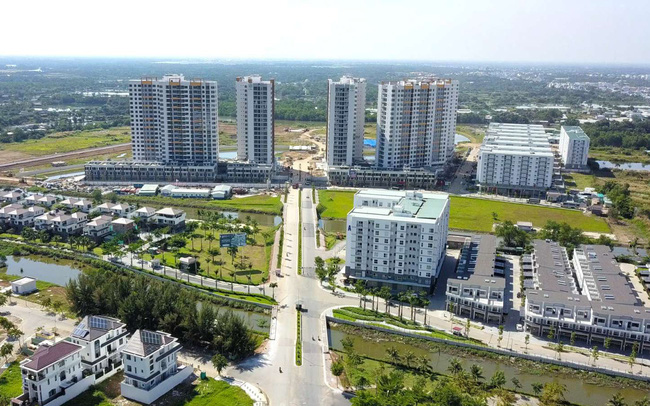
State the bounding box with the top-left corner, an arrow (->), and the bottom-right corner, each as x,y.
227,188 -> 355,406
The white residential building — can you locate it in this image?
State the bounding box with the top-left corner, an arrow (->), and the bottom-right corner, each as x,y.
154,208 -> 186,229
559,126 -> 590,169
1,190 -> 24,203
14,341 -> 93,406
477,123 -> 554,193
326,77 -> 366,166
69,315 -> 129,380
129,75 -> 219,165
236,75 -> 274,165
375,78 -> 459,170
60,198 -> 92,212
345,189 -> 450,292
25,194 -> 57,207
83,215 -> 113,239
120,330 -> 191,405
11,277 -> 37,295
134,206 -> 157,219
7,206 -> 45,228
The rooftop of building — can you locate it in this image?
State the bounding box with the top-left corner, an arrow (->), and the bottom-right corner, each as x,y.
562,126 -> 590,141
449,235 -> 505,289
12,277 -> 36,286
71,315 -> 125,342
156,207 -> 184,216
380,78 -> 458,87
22,341 -> 82,371
351,190 -> 449,221
529,240 -> 576,294
122,329 -> 176,357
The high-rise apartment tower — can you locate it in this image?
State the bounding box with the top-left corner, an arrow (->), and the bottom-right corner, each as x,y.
236,75 -> 275,165
326,76 -> 366,166
128,74 -> 218,165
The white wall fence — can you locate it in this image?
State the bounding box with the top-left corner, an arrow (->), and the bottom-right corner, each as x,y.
121,365 -> 193,405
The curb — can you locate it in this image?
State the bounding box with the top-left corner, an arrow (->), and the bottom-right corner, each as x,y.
218,376 -> 269,406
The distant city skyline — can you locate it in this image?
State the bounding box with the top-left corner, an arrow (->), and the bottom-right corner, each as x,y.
3,0 -> 650,65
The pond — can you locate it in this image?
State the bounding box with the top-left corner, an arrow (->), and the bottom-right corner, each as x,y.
329,325 -> 650,405
596,160 -> 650,172
319,218 -> 346,234
182,208 -> 282,228
5,256 -> 81,286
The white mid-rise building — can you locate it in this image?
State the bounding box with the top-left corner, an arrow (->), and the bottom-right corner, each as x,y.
129,75 -> 218,165
477,123 -> 554,192
236,75 -> 274,165
345,189 -> 450,292
121,329 -> 191,405
559,126 -> 590,169
326,77 -> 366,166
375,78 -> 459,170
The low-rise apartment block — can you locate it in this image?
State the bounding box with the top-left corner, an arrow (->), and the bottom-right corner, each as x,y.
345,189 -> 449,292
96,203 -> 134,218
120,330 -> 191,404
559,126 -> 590,170
524,243 -> 650,352
477,123 -> 554,195
446,235 -> 507,323
327,166 -> 440,189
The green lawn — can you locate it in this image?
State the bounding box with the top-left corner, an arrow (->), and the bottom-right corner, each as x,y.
317,190 -> 355,219
316,190 -> 610,233
449,196 -> 610,233
0,127 -> 130,156
178,378 -> 253,406
0,362 -> 24,398
117,194 -> 284,215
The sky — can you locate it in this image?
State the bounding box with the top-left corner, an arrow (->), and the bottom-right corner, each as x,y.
2,0 -> 649,64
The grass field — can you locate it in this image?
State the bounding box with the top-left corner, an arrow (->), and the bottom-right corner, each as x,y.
456,124 -> 486,144
0,362 -> 23,398
112,194 -> 283,215
177,378 -> 253,406
589,147 -> 650,164
317,189 -> 610,233
317,190 -> 355,219
449,196 -> 610,232
0,127 -> 130,156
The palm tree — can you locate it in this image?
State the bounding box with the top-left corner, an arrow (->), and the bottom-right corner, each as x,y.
447,358 -> 463,375
470,364 -> 484,383
531,382 -> 543,397
206,234 -> 215,250
379,286 -> 392,314
415,355 -> 430,374
420,296 -> 430,325
385,346 -> 400,364
403,350 -> 415,369
608,393 -> 627,406
229,271 -> 235,291
269,283 -> 278,300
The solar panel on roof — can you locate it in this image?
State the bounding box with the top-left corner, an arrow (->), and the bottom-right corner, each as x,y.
73,321 -> 89,338
89,316 -> 108,330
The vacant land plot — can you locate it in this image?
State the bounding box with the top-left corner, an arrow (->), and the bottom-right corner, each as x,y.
317,189 -> 610,233
317,190 -> 356,219
456,124 -> 486,144
0,127 -> 130,157
449,196 -> 610,233
117,194 -> 284,215
0,362 -> 23,398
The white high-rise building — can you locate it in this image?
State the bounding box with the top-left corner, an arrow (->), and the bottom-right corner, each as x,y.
128,75 -> 218,165
375,78 -> 459,170
236,75 -> 275,164
326,77 -> 366,166
345,189 -> 450,292
559,126 -> 590,169
477,123 -> 554,193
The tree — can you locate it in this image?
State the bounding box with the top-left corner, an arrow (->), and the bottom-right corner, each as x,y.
531,382 -> 544,397
495,220 -> 530,248
629,342 -> 639,372
608,393 -> 628,406
605,337 -> 612,350
489,370 -> 506,389
447,358 -> 463,375
0,295 -> 7,308
511,377 -> 522,390
524,334 -> 530,353
227,246 -> 238,264
331,361 -> 344,377
211,353 -> 228,376
556,341 -> 564,360
547,326 -> 555,341
634,397 -> 650,406
91,189 -> 103,204
386,346 -> 400,364
379,286 -> 392,314
269,283 -> 278,300
540,382 -> 567,406
497,325 -> 504,347
0,343 -> 13,365
470,364 -> 484,383
570,331 -> 576,346
465,318 -> 471,337
403,350 -> 415,369
591,346 -> 600,366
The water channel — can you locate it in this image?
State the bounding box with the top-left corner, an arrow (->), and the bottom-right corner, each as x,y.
596,160 -> 650,172
2,256 -> 271,332
329,325 -> 650,405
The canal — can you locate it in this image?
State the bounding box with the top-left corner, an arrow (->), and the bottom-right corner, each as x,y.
329,325 -> 650,405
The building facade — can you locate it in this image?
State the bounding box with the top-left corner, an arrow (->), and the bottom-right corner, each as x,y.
236,75 -> 274,165
445,235 -> 507,323
327,165 -> 440,189
524,243 -> 650,353
129,75 -> 218,165
375,78 -> 459,170
69,315 -> 128,379
345,189 -> 450,292
120,329 -> 191,404
326,77 -> 366,167
477,123 -> 554,194
559,126 -> 590,169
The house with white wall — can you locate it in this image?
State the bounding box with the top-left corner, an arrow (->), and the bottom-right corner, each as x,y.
120,329 -> 191,404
